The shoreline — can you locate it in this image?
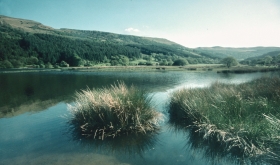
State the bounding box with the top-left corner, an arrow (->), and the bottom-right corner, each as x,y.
0,64 -> 279,74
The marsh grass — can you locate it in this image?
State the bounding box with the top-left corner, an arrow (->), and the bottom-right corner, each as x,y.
68,81 -> 163,139
168,77 -> 280,162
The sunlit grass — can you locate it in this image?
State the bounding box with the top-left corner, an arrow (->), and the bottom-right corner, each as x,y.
168,77 -> 280,161
68,81 -> 163,139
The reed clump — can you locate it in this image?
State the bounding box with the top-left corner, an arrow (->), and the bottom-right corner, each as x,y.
169,77 -> 280,161
68,82 -> 163,139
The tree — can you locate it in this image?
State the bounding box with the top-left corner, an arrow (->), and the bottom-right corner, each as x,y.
10,59 -> 23,68
60,60 -> 69,67
221,57 -> 238,68
172,59 -> 188,66
0,60 -> 13,68
264,55 -> 273,65
45,62 -> 53,68
26,56 -> 39,65
275,54 -> 280,63
103,56 -> 110,63
110,60 -> 119,66
159,59 -> 167,66
67,53 -> 83,66
120,56 -> 129,66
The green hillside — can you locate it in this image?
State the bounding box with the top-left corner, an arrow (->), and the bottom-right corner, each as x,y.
0,15 -> 218,68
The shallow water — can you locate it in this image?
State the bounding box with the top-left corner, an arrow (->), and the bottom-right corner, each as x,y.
0,70 -> 278,165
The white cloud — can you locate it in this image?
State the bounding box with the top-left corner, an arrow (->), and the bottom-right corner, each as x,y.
125,27 -> 139,33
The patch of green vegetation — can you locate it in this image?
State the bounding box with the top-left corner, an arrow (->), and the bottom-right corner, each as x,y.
220,56 -> 238,68
172,59 -> 188,66
168,77 -> 280,162
68,82 -> 163,139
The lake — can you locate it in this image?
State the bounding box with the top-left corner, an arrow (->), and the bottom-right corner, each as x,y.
0,70 -> 278,165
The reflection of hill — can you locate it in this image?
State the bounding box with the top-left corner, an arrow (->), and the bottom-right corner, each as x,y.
0,72 -> 105,118
0,99 -> 61,118
0,71 -> 186,118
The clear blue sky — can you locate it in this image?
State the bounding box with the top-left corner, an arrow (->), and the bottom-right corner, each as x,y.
1,0 -> 280,48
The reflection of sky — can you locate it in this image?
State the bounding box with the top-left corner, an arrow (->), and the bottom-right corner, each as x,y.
0,71 -> 277,165
166,71 -> 275,93
0,103 -> 69,155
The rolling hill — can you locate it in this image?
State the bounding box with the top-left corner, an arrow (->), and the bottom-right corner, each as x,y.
194,47 -> 280,61
1,15 -> 279,68
1,15 -> 220,68
239,50 -> 280,65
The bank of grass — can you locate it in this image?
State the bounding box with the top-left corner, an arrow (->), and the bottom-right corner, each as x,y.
71,64 -> 223,72
216,65 -> 280,74
168,77 -> 280,162
68,82 -> 163,139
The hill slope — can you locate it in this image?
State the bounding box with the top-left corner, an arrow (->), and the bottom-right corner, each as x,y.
239,50 -> 280,65
0,15 -> 182,46
194,47 -> 280,61
1,15 -> 221,68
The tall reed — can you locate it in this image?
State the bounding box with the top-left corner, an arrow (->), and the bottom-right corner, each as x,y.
68,81 -> 163,139
169,77 -> 280,161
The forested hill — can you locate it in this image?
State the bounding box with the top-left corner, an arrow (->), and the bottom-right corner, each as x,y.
0,15 -> 219,68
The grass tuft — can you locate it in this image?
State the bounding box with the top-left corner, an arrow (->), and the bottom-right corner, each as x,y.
68,81 -> 163,139
168,77 -> 280,162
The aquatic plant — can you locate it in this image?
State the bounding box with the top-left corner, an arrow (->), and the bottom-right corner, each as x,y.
68,81 -> 163,139
168,77 -> 280,162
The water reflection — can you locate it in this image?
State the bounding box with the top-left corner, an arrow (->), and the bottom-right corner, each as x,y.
0,71 -> 195,117
1,71 -> 276,118
187,128 -> 246,165
70,129 -> 160,157
167,116 -> 249,165
24,84 -> 35,97
186,127 -> 280,165
0,71 -> 187,118
1,71 -> 279,165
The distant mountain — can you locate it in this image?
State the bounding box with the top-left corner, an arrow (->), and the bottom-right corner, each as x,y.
194,47 -> 280,61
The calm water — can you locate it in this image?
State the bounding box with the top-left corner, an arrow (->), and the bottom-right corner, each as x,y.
0,70 -> 278,165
